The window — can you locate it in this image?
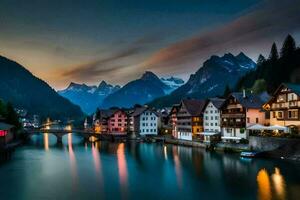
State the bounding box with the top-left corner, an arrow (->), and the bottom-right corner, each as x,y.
288,110 -> 298,119
272,111 -> 276,118
247,117 -> 250,123
215,116 -> 218,120
226,128 -> 232,133
205,116 -> 208,120
211,116 -> 213,120
215,123 -> 218,126
277,111 -> 283,119
210,123 -> 213,126
256,118 -> 259,123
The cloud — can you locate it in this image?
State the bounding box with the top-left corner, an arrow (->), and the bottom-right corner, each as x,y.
140,0 -> 300,76
61,32 -> 167,82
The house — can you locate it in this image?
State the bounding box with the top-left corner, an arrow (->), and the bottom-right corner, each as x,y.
170,104 -> 180,138
93,109 -> 114,133
0,122 -> 14,146
221,91 -> 267,142
176,99 -> 207,141
130,107 -> 161,136
263,83 -> 300,133
107,109 -> 128,134
201,98 -> 225,143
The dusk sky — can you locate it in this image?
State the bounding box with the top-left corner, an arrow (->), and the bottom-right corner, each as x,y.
0,0 -> 299,89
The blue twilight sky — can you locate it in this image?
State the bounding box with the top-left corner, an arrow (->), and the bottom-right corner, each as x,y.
0,0 -> 299,89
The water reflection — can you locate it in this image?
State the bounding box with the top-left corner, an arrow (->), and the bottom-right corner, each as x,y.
257,169 -> 271,200
68,133 -> 78,187
272,168 -> 286,200
172,146 -> 183,189
92,142 -> 102,176
257,167 -> 286,200
44,133 -> 49,151
117,143 -> 128,198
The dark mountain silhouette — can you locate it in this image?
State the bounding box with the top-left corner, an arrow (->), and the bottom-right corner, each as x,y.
149,52 -> 256,108
0,55 -> 83,120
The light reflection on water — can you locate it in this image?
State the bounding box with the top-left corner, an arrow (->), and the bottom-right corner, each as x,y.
68,133 -> 78,187
1,133 -> 299,200
257,167 -> 286,200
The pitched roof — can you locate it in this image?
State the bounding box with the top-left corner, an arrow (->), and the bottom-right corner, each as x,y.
230,92 -> 265,109
131,107 -> 148,117
0,122 -> 14,130
209,98 -> 225,109
181,99 -> 207,116
283,83 -> 300,96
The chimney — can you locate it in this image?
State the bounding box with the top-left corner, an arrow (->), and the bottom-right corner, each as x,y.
243,89 -> 246,98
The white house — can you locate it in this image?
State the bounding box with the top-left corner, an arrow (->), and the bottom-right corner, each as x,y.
201,98 -> 225,143
139,109 -> 160,135
203,98 -> 225,133
130,107 -> 161,136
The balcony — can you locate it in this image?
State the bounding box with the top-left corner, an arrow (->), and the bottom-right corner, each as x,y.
221,122 -> 246,127
221,113 -> 245,118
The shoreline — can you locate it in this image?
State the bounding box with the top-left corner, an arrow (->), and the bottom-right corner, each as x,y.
4,133 -> 300,163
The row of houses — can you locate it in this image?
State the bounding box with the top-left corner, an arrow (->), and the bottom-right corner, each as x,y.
86,107 -> 161,136
171,83 -> 300,142
88,83 -> 300,143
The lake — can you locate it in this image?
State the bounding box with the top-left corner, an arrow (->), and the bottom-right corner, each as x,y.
0,133 -> 300,200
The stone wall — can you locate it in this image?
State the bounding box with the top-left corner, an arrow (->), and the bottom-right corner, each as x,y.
249,136 -> 299,151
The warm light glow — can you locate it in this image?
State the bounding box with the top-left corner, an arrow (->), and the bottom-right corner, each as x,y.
92,143 -> 101,174
164,145 -> 168,160
95,125 -> 101,133
117,143 -> 128,198
45,125 -> 50,130
257,169 -> 271,200
173,146 -> 182,189
44,133 -> 49,151
272,167 -> 286,199
68,133 -> 78,187
65,125 -> 72,131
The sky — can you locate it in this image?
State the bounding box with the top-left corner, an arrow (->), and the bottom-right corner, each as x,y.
0,0 -> 299,89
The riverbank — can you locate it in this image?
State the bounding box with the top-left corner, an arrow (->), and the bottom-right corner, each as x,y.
0,140 -> 23,162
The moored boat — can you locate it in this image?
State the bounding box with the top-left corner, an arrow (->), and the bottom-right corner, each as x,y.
240,151 -> 258,158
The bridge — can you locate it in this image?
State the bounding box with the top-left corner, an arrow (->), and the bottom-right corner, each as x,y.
24,129 -> 127,143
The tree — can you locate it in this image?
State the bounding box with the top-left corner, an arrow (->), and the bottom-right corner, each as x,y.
251,79 -> 267,94
280,34 -> 296,58
257,54 -> 266,66
5,102 -> 21,130
223,85 -> 231,97
95,108 -> 101,119
269,43 -> 279,61
0,99 -> 6,116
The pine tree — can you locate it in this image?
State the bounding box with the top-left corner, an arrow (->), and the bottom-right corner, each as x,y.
223,85 -> 231,97
5,102 -> 21,130
257,54 -> 266,66
280,34 -> 296,58
95,108 -> 101,119
0,99 -> 6,116
269,43 -> 279,61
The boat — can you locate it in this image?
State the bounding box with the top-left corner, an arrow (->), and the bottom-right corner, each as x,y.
240,151 -> 258,158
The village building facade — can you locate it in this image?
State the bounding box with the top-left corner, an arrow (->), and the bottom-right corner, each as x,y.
221,92 -> 267,142
176,99 -> 207,141
264,83 -> 300,133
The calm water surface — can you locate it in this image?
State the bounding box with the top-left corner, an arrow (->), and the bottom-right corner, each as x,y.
0,133 -> 300,200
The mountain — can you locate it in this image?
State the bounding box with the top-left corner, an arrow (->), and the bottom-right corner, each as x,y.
101,71 -> 183,108
160,77 -> 185,94
149,52 -> 256,108
58,81 -> 120,114
0,55 -> 83,120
